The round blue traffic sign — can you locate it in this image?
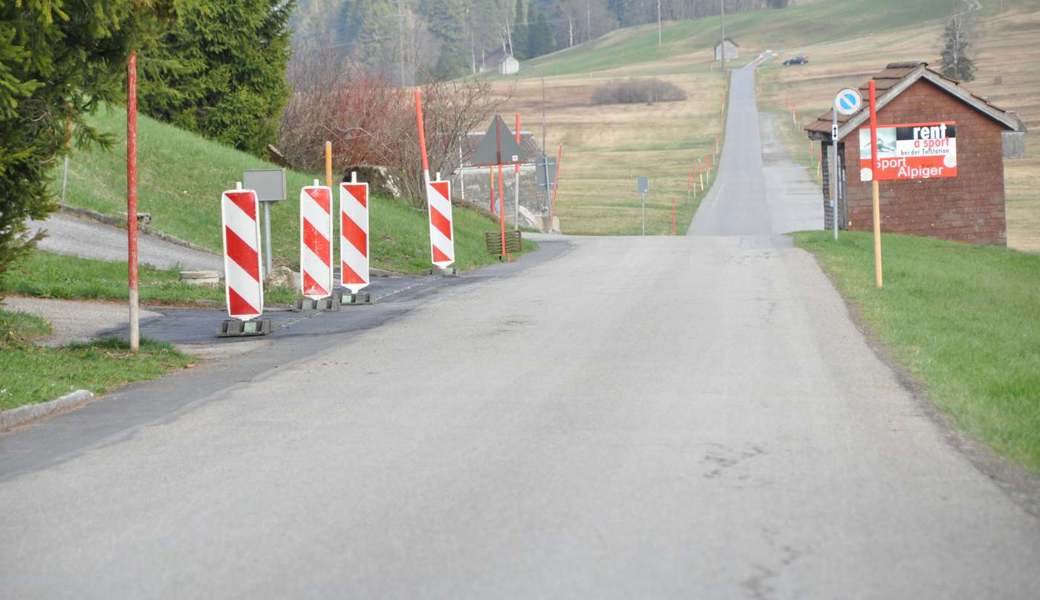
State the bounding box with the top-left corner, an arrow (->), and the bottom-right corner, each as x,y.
834,88 -> 862,116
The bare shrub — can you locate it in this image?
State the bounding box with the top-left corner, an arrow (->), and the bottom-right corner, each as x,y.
591,78 -> 687,105
280,50 -> 504,206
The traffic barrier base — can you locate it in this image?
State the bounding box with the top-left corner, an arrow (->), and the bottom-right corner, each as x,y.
429,266 -> 458,277
335,289 -> 373,305
219,318 -> 272,337
292,296 -> 342,312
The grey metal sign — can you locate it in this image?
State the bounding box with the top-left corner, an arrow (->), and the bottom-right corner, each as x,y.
636,176 -> 650,194
243,169 -> 286,203
472,115 -> 524,166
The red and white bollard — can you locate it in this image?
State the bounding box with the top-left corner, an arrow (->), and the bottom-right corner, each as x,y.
426,178 -> 455,271
299,181 -> 334,301
339,173 -> 372,304
220,185 -> 270,336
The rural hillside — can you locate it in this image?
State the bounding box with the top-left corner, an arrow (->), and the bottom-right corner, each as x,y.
496,0 -> 1040,244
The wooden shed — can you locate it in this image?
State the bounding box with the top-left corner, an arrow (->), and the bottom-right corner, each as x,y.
806,62 -> 1026,245
714,38 -> 739,62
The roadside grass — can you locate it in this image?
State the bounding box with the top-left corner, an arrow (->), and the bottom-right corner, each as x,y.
0,331 -> 193,411
58,106 -> 525,273
795,231 -> 1040,472
0,308 -> 52,344
1,250 -> 296,306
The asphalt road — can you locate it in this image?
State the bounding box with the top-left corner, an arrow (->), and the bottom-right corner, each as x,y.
2,66 -> 1038,598
29,212 -> 223,271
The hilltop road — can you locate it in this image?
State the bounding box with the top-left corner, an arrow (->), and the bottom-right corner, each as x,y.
1,66 -> 1038,598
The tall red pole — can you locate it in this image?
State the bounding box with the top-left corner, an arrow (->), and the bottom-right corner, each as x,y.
414,88 -> 430,183
498,163 -> 507,258
127,51 -> 140,352
869,80 -> 884,288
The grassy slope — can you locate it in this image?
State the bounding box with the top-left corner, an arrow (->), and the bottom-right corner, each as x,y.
2,251 -> 295,306
796,232 -> 1040,471
61,107 -> 520,274
520,0 -> 1007,79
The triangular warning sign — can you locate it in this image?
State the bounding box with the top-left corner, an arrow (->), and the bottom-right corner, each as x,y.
471,114 -> 524,166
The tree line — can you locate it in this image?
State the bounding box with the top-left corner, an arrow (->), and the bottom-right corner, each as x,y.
291,0 -> 790,83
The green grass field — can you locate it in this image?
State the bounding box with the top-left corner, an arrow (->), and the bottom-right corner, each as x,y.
796,231 -> 1040,472
58,106 -> 525,274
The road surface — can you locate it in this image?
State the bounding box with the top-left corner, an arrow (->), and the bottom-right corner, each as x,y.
29,212 -> 222,271
2,67 -> 1038,598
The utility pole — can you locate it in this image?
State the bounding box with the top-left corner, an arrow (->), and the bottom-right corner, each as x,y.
397,0 -> 406,86
542,78 -> 552,214
587,0 -> 592,42
721,0 -> 727,71
657,0 -> 663,47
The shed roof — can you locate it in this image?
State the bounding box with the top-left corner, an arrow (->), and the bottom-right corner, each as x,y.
805,62 -> 1027,141
714,38 -> 739,49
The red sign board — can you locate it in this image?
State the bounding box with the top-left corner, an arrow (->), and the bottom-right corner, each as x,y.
859,121 -> 957,181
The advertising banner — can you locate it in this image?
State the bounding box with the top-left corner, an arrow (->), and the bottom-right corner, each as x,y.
859,122 -> 957,181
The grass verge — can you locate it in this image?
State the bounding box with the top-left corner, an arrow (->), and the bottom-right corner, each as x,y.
795,231 -> 1040,472
0,310 -> 193,411
2,250 -> 297,306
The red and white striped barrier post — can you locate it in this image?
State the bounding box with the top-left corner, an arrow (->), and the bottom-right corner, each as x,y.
340,172 -> 370,295
415,89 -> 456,272
299,180 -> 334,300
220,185 -> 269,335
427,178 -> 455,268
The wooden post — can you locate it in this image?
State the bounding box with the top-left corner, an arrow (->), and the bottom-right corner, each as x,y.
869,80 -> 883,289
324,141 -> 333,187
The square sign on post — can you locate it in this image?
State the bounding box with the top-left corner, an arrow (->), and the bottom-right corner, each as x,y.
243,169 -> 286,278
243,169 -> 286,203
636,176 -> 650,194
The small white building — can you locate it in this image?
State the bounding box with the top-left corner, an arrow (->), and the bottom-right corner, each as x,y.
499,55 -> 520,75
714,38 -> 739,62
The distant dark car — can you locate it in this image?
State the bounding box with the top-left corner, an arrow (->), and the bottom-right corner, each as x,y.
783,55 -> 809,66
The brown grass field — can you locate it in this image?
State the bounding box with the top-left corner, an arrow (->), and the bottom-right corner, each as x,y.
492,58 -> 729,235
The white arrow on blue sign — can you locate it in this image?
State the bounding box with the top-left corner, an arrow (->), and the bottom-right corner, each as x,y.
834,88 -> 863,116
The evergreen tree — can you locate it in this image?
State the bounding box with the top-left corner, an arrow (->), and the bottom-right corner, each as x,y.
139,0 -> 295,156
422,0 -> 470,80
0,1 -> 173,292
511,0 -> 528,58
526,5 -> 555,58
353,0 -> 401,80
940,5 -> 977,82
